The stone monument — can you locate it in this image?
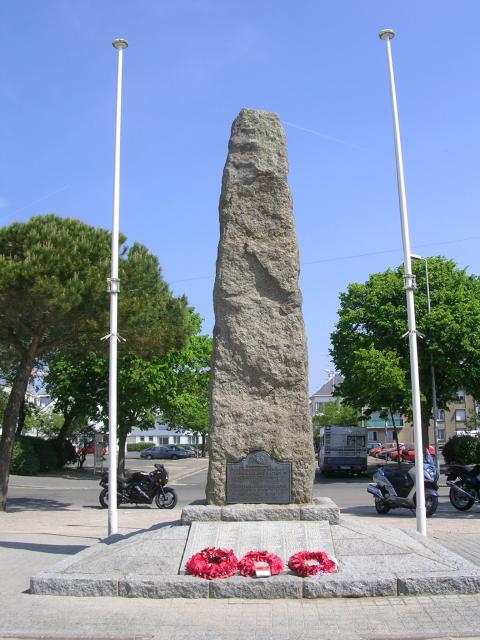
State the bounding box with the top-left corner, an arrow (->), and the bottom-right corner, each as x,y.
206,108 -> 315,505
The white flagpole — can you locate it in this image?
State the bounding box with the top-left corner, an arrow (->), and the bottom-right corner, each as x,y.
108,38 -> 128,537
379,29 -> 427,536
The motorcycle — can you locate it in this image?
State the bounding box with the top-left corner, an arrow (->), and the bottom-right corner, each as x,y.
446,464 -> 480,511
367,452 -> 439,517
99,463 -> 177,509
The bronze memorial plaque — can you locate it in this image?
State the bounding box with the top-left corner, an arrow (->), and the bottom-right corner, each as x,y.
226,451 -> 292,504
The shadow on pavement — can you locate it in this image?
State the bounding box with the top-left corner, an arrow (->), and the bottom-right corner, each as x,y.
0,540 -> 88,554
6,497 -> 72,512
34,467 -> 99,480
315,470 -> 375,484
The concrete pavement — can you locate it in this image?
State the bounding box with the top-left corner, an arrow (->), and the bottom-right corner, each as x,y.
2,465 -> 480,639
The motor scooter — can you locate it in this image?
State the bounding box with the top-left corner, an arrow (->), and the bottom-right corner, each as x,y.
446,464 -> 480,511
367,452 -> 439,517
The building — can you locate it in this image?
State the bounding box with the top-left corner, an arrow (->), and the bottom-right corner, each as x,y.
309,374 -> 344,417
126,422 -> 204,447
310,375 -> 477,445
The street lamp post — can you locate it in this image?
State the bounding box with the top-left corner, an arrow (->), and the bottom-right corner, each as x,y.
379,29 -> 427,536
411,254 -> 441,476
107,37 -> 128,537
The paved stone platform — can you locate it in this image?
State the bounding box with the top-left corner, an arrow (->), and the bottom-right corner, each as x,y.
30,515 -> 480,600
180,520 -> 335,574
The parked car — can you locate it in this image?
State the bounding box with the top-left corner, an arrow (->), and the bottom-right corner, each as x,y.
179,445 -> 199,456
367,441 -> 382,453
390,444 -> 435,462
76,444 -> 107,456
140,445 -> 196,460
376,445 -> 401,461
369,441 -> 402,458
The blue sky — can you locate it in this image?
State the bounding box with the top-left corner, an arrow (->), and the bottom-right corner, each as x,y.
1,1 -> 480,393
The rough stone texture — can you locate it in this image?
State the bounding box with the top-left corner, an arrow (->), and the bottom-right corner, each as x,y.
180,501 -> 340,523
206,108 -> 315,505
209,575 -> 302,599
303,575 -> 397,598
397,575 -> 480,596
300,502 -> 340,524
221,503 -> 300,521
181,505 -> 222,525
30,573 -> 118,596
119,576 -> 209,599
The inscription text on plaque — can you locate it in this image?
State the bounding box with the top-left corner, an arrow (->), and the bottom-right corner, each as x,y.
226,451 -> 291,504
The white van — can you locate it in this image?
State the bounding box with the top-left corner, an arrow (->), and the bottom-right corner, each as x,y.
318,424 -> 368,475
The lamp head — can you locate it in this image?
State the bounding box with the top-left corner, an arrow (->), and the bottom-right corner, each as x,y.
379,29 -> 395,41
112,39 -> 128,50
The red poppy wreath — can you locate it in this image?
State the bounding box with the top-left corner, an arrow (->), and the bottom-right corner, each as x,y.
288,551 -> 337,577
185,547 -> 239,580
238,550 -> 284,577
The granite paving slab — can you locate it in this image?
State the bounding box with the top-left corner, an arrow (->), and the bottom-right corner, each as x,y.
179,520 -> 334,574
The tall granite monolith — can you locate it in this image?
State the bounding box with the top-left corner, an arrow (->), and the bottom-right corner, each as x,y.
206,108 -> 315,505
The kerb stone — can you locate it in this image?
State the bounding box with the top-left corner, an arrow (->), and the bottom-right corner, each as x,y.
398,575 -> 480,596
30,573 -> 118,597
303,575 -> 397,598
209,576 -> 302,599
119,576 -> 209,599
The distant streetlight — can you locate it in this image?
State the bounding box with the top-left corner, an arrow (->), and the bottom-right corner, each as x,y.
379,29 -> 427,536
411,254 -> 441,476
106,37 -> 128,537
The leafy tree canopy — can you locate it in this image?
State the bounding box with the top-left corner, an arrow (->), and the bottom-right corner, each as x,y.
330,257 -> 480,441
46,314 -> 212,470
312,399 -> 360,427
159,333 -> 212,445
0,215 -> 193,508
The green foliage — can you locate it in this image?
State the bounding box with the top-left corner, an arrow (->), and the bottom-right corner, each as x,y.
0,388 -> 7,423
0,214 -> 194,506
330,257 -> 480,435
443,434 -> 480,465
127,442 -> 157,451
465,409 -> 480,432
10,435 -> 76,474
159,333 -> 212,437
52,439 -> 77,467
46,321 -> 211,448
312,399 -> 360,427
24,406 -> 63,437
23,436 -> 58,471
0,215 -> 113,368
10,438 -> 40,475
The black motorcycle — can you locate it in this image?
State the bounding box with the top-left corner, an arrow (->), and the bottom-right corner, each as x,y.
446,464 -> 480,511
367,452 -> 439,517
99,463 -> 177,509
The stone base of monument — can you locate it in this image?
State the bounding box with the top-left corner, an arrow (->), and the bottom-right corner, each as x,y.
180,497 -> 340,525
30,509 -> 480,600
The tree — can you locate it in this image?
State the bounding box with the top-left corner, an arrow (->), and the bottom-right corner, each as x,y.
159,333 -> 212,456
0,215 -> 192,510
330,257 -> 480,444
23,405 -> 64,438
45,351 -> 106,443
46,322 -> 212,470
312,399 -> 360,427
